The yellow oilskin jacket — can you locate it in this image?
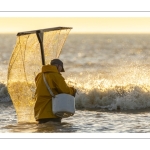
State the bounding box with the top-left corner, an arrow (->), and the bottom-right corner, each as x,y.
34,65 -> 76,121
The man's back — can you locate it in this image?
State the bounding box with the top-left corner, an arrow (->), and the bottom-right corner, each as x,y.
34,64 -> 76,122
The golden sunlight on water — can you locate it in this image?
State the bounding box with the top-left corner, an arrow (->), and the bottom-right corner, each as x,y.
65,64 -> 150,110
67,64 -> 150,93
2,34 -> 150,133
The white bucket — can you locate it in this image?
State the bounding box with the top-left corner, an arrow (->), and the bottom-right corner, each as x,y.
52,93 -> 75,118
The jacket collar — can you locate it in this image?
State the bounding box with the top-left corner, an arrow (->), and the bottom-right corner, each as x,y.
42,65 -> 60,73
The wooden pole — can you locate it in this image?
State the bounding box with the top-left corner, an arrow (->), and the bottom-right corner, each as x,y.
36,31 -> 45,65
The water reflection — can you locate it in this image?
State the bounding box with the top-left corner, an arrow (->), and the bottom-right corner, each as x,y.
3,121 -> 78,133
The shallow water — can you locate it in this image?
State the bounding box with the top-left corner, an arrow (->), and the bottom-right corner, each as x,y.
1,34 -> 150,133
1,102 -> 150,133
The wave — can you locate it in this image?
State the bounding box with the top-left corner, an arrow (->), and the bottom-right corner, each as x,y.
75,85 -> 150,110
3,67 -> 150,111
0,83 -> 11,102
2,81 -> 150,110
67,68 -> 150,111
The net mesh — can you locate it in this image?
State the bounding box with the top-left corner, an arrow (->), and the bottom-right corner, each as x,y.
7,28 -> 71,123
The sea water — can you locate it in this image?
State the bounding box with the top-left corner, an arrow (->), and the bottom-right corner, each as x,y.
1,34 -> 150,133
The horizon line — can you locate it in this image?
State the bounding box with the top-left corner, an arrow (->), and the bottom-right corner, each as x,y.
1,32 -> 150,34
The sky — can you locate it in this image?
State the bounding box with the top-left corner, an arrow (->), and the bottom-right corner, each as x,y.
1,17 -> 150,34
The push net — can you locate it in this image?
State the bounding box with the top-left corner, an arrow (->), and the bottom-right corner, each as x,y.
7,27 -> 72,123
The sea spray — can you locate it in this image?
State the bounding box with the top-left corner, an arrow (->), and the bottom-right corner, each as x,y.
66,65 -> 150,111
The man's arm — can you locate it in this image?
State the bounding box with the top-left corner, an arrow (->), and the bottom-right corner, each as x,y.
54,74 -> 76,97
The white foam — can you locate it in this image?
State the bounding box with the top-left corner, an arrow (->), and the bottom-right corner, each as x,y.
75,86 -> 150,110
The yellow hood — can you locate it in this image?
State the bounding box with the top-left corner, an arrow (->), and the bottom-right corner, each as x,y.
42,65 -> 59,73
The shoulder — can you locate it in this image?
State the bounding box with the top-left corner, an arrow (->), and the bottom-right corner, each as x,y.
48,72 -> 65,82
54,72 -> 65,79
35,72 -> 42,81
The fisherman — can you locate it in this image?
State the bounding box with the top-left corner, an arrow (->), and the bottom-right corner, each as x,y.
34,59 -> 77,124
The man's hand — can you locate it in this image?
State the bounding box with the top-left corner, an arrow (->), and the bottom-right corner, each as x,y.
73,88 -> 77,97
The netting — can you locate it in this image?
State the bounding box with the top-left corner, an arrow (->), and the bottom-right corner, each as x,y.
7,27 -> 71,123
